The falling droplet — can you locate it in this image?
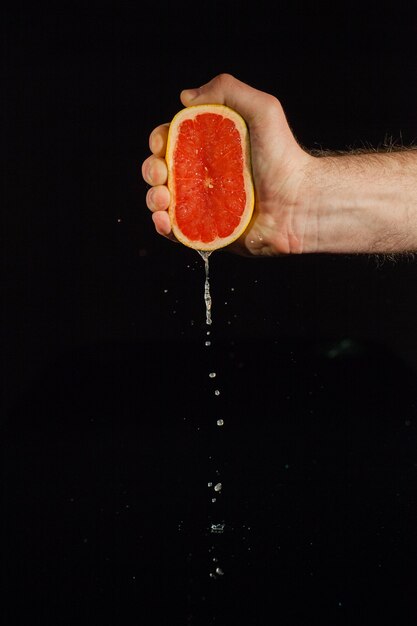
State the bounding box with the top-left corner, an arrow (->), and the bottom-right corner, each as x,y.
209,372 -> 216,378
210,523 -> 225,534
216,419 -> 224,426
197,250 -> 213,325
214,483 -> 222,492
214,390 -> 220,396
215,567 -> 224,576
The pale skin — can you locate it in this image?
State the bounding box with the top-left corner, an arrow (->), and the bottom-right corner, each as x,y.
142,73 -> 417,256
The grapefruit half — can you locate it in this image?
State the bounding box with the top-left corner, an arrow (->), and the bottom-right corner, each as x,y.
166,104 -> 254,251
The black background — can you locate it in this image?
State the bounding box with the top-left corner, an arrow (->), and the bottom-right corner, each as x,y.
3,2 -> 417,625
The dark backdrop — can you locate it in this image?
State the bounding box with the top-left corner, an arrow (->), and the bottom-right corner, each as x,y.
3,3 -> 417,625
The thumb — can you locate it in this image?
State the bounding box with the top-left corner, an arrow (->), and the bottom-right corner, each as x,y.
179,73 -> 298,154
180,73 -> 275,126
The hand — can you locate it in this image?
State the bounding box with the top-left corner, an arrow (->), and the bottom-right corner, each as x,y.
141,73 -> 315,256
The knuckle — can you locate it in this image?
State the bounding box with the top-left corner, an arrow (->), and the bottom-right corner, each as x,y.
216,72 -> 234,88
266,93 -> 283,112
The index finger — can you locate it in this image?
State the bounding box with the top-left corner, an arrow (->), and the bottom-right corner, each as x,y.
149,123 -> 170,157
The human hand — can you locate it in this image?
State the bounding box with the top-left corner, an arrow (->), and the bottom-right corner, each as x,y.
141,73 -> 315,255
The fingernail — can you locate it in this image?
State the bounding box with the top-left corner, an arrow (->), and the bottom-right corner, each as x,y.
182,88 -> 199,101
147,187 -> 155,206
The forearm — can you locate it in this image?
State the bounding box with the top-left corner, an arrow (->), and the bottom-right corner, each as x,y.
303,149 -> 417,254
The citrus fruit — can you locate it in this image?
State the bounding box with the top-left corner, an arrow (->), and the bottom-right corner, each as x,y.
166,104 -> 254,251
